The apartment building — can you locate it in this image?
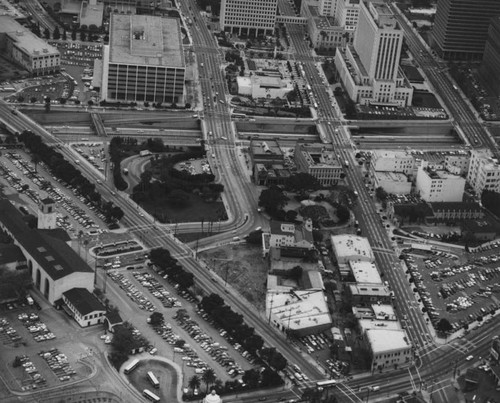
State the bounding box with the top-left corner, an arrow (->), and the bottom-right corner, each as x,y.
220,0 -> 278,37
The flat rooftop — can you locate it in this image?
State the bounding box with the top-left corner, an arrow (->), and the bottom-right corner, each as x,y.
331,234 -> 374,261
366,329 -> 411,353
0,16 -> 59,57
109,14 -> 184,68
350,261 -> 382,284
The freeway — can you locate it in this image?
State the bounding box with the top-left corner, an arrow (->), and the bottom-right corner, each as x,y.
388,3 -> 497,153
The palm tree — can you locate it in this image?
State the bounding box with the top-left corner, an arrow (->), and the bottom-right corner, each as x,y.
188,375 -> 200,392
201,368 -> 216,393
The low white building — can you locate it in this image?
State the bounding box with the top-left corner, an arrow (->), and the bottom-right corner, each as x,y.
372,171 -> 412,195
331,234 -> 374,264
350,261 -> 382,284
415,165 -> 465,202
269,219 -> 314,249
62,288 -> 106,327
237,75 -> 293,99
266,290 -> 332,337
366,329 -> 412,370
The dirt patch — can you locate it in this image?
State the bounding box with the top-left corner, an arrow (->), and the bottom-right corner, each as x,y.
200,244 -> 267,311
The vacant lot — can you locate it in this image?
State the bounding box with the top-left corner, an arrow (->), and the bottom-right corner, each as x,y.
200,244 -> 267,311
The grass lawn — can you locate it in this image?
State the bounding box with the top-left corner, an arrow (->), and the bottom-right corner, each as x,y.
141,194 -> 225,224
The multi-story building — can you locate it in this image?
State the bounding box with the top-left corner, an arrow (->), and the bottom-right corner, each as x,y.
334,0 -> 413,106
294,143 -> 343,186
101,14 -> 185,104
370,150 -> 415,176
62,288 -> 106,327
269,220 -> 314,249
467,149 -> 500,195
220,0 -> 278,37
481,17 -> 500,96
366,329 -> 412,371
330,234 -> 375,264
334,0 -> 360,32
372,171 -> 411,195
444,152 -> 470,176
415,165 -> 465,202
430,202 -> 484,222
0,16 -> 60,76
432,0 -> 500,61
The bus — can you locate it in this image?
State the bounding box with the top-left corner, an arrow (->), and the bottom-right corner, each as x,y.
124,359 -> 140,374
147,371 -> 160,389
143,389 -> 160,402
316,380 -> 337,388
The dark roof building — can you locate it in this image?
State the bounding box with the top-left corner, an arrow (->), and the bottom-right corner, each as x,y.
62,288 -> 105,327
432,0 -> 500,60
0,199 -> 94,304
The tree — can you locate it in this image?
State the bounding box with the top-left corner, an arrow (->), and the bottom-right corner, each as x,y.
436,318 -> 453,334
188,375 -> 201,391
71,29 -> 77,41
149,312 -> 164,326
31,154 -> 41,173
88,100 -> 94,107
80,31 -> 86,42
285,172 -> 320,193
201,368 -> 216,392
375,187 -> 388,202
62,29 -> 67,41
43,28 -> 50,39
53,27 -> 61,40
44,96 -> 51,112
242,368 -> 260,388
166,189 -> 190,206
258,187 -> 287,214
289,265 -> 303,280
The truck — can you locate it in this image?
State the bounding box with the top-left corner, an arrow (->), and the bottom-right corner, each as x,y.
140,150 -> 152,157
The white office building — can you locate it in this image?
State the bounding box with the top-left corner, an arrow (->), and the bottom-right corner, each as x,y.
370,150 -> 415,176
334,0 -> 360,32
220,0 -> 278,37
0,16 -> 60,76
415,165 -> 465,202
366,329 -> 412,370
467,149 -> 500,194
334,0 -> 413,106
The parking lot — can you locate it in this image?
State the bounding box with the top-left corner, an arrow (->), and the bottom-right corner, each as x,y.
71,142 -> 107,173
402,245 -> 500,334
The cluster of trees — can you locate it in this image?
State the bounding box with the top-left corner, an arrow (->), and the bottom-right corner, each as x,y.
108,137 -> 139,191
197,0 -> 221,15
149,248 -> 194,289
109,322 -> 148,369
19,131 -> 124,222
200,294 -> 266,356
132,149 -> 224,209
30,22 -> 106,43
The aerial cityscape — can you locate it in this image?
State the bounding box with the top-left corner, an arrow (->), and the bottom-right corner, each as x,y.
0,0 -> 500,402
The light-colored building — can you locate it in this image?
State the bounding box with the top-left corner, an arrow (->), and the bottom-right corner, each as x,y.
350,261 -> 382,284
334,0 -> 360,32
101,14 -> 185,104
366,329 -> 412,370
266,290 -> 332,337
430,202 -> 484,222
0,16 -> 60,76
62,288 -> 105,327
370,150 -> 415,176
220,0 -> 278,37
444,152 -> 470,176
269,220 -> 314,249
237,75 -> 293,99
294,143 -> 343,186
372,171 -> 411,195
467,149 -> 500,195
79,0 -> 104,28
415,165 -> 465,202
330,234 -> 374,264
0,200 -> 94,305
348,283 -> 392,305
334,0 -> 413,106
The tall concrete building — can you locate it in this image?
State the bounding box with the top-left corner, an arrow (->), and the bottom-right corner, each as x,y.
101,14 -> 185,104
481,17 -> 500,96
334,0 -> 412,106
432,0 -> 500,60
220,0 -> 278,37
333,0 -> 360,32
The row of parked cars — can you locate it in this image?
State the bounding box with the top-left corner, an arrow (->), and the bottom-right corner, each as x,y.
0,317 -> 22,344
1,155 -> 42,205
149,320 -> 213,375
175,312 -> 245,378
107,271 -> 157,312
39,348 -> 76,382
18,312 -> 56,342
298,333 -> 329,354
132,272 -> 183,308
17,354 -> 47,389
